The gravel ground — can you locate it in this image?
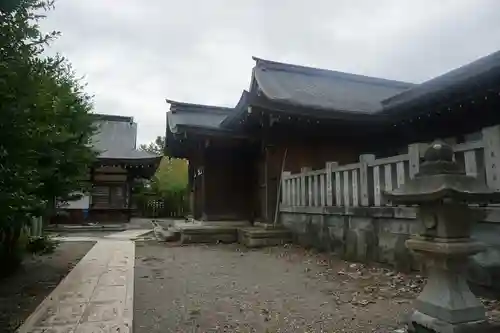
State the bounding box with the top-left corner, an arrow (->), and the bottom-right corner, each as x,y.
135,243 -> 409,333
0,241 -> 95,332
135,243 -> 500,333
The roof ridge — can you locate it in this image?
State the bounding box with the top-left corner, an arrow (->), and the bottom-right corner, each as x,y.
252,57 -> 415,89
166,99 -> 233,114
93,113 -> 134,123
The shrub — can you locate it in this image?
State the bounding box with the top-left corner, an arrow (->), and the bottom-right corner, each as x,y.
26,234 -> 59,255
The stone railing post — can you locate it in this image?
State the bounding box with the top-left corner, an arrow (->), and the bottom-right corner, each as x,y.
359,154 -> 375,206
408,143 -> 421,179
281,171 -> 291,206
325,162 -> 337,206
300,167 -> 310,206
482,124 -> 500,190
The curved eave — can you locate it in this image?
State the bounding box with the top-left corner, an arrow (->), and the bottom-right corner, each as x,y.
97,156 -> 162,166
380,50 -> 500,119
96,156 -> 162,178
166,98 -> 233,114
165,122 -> 186,158
166,123 -> 249,159
175,124 -> 247,138
249,92 -> 383,123
219,91 -> 250,129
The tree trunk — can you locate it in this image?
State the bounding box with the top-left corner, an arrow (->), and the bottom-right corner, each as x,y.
0,226 -> 23,276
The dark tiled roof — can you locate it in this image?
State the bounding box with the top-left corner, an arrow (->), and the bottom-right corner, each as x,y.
92,113 -> 134,123
165,50 -> 500,138
381,50 -> 500,113
92,116 -> 161,162
219,91 -> 250,128
253,57 -> 415,113
166,99 -> 233,133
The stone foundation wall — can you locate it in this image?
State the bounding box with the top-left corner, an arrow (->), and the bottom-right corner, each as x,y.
280,206 -> 500,291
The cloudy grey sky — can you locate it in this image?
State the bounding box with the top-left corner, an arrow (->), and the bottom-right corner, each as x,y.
40,0 -> 500,145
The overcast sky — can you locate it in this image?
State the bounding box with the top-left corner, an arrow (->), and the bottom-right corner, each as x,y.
40,0 -> 500,145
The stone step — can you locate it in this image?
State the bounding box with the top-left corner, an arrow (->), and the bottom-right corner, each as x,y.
179,225 -> 239,244
238,227 -> 293,248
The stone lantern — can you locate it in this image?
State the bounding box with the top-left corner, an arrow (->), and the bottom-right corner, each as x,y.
384,141 -> 500,333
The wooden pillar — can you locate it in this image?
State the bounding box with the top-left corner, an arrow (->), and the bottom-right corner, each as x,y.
200,140 -> 208,221
188,163 -> 195,217
263,146 -> 269,220
126,171 -> 133,222
201,165 -> 207,220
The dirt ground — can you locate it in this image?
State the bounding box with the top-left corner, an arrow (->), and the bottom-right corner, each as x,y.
0,241 -> 95,332
134,242 -> 500,333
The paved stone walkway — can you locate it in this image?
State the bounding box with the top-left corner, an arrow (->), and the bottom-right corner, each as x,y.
17,231 -> 141,333
53,229 -> 152,243
105,229 -> 151,241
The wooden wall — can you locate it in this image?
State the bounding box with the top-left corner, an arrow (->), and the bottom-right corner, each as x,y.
201,144 -> 255,221
262,137 -> 363,222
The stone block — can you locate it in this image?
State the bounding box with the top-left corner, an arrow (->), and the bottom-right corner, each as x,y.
385,218 -> 420,235
356,229 -> 378,263
394,235 -> 413,272
408,310 -> 496,333
344,229 -> 358,261
378,231 -> 397,264
468,249 -> 500,290
237,227 -> 293,248
328,225 -> 345,254
180,232 -> 237,244
349,217 -> 373,231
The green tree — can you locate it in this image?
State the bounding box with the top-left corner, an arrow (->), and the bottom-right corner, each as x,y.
140,136 -> 187,194
0,0 -> 24,13
153,157 -> 188,195
0,0 -> 96,271
139,135 -> 165,155
32,56 -> 97,216
138,137 -> 189,215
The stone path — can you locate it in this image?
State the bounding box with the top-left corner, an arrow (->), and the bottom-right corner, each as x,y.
53,229 -> 151,243
104,229 -> 151,240
16,229 -> 147,333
